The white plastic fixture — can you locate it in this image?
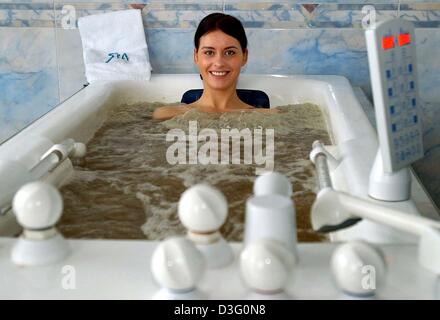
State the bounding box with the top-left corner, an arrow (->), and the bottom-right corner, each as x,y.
0,139 -> 86,215
309,140 -> 340,171
369,152 -> 411,201
366,18 -> 423,201
253,171 -> 293,197
330,241 -> 387,297
178,184 -> 233,269
11,181 -> 69,266
150,237 -> 206,299
39,138 -> 87,161
245,194 -> 297,256
312,187 -> 440,273
240,239 -> 296,295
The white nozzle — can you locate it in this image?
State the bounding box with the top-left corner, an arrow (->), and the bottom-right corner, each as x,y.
240,239 -> 296,294
253,171 -> 293,197
330,241 -> 386,297
13,181 -> 63,230
245,194 -> 297,255
178,184 -> 228,233
150,237 -> 205,292
72,142 -> 87,158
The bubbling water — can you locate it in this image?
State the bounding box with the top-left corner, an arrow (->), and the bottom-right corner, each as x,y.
58,102 -> 331,242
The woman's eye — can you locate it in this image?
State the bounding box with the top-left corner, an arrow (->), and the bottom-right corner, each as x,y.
204,50 -> 214,56
225,50 -> 236,56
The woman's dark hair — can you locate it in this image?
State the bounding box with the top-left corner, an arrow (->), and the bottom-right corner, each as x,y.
194,13 -> 247,52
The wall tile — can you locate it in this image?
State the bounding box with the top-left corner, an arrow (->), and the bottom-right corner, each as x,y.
0,28 -> 59,144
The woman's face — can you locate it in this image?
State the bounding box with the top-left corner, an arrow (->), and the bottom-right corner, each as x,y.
194,30 -> 248,91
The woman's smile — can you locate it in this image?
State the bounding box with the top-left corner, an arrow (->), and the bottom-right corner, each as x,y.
209,71 -> 230,77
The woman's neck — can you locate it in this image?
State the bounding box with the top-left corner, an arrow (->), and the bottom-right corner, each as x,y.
196,86 -> 250,111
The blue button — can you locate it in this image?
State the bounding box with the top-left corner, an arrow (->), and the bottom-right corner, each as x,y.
412,98 -> 416,106
386,70 -> 391,79
413,115 -> 418,123
388,88 -> 393,97
392,123 -> 397,132
410,81 -> 414,89
400,152 -> 405,161
408,64 -> 413,72
390,106 -> 395,114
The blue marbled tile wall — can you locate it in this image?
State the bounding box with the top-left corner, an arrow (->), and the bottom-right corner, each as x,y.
0,1 -> 440,210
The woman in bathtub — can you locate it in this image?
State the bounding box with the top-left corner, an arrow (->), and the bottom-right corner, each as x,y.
153,13 -> 277,120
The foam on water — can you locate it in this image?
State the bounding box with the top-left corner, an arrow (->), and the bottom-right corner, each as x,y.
162,104 -> 327,133
58,102 -> 331,242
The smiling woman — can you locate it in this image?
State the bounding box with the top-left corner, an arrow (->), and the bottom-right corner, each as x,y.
152,13 -> 276,120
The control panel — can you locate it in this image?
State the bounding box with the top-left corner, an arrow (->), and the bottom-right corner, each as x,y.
366,18 -> 423,172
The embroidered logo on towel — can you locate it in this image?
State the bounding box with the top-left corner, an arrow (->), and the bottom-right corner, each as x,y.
105,53 -> 129,63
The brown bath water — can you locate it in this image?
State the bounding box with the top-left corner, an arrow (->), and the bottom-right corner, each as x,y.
58,102 -> 331,242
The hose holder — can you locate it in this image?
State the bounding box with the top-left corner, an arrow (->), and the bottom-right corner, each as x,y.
312,187 -> 440,274
309,141 -> 361,232
0,139 -> 86,216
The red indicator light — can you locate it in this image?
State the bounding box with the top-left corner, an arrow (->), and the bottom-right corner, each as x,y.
382,36 -> 394,50
398,33 -> 411,46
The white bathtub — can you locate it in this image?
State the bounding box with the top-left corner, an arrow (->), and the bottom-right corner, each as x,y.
0,74 -> 439,299
0,74 -> 436,241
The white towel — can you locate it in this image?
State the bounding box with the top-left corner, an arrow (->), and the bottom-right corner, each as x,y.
78,9 -> 152,82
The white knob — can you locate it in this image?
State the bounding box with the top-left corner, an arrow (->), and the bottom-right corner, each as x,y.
151,237 -> 205,292
12,181 -> 63,230
331,241 -> 387,297
254,171 -> 292,197
178,184 -> 228,233
240,239 -> 296,293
